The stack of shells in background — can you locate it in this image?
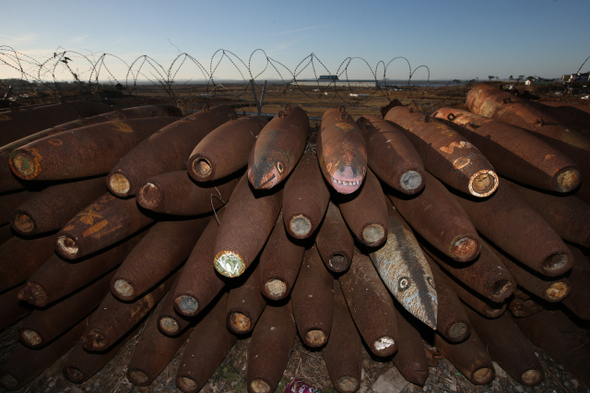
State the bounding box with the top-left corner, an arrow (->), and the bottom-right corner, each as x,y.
0,82 -> 589,393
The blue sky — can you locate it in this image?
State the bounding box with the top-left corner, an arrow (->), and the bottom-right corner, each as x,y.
1,0 -> 589,82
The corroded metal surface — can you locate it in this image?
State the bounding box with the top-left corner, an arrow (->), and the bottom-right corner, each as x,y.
314,201 -> 354,273
248,105 -> 309,189
317,107 -> 367,194
226,262 -> 266,335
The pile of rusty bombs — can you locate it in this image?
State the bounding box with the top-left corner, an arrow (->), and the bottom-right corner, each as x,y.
0,82 -> 589,393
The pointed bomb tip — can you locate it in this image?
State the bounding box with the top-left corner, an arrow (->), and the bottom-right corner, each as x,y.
108,172 -> 131,196
11,212 -> 35,235
158,316 -> 180,335
137,182 -> 162,210
248,162 -> 278,189
468,170 -> 498,197
56,235 -> 79,259
10,150 -> 39,180
17,282 -> 48,307
289,215 -> 312,238
190,157 -> 213,181
174,295 -> 199,316
112,279 -> 135,300
554,167 -> 581,193
229,312 -> 252,334
63,367 -> 85,383
214,251 -> 245,278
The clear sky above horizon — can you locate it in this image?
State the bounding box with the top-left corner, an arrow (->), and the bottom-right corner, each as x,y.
1,0 -> 589,83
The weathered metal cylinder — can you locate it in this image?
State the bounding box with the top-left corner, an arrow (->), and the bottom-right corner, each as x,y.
0,285 -> 33,332
0,233 -> 56,292
369,205 -> 438,330
388,172 -> 481,263
0,100 -> 112,147
384,103 -> 498,198
175,293 -> 236,393
126,297 -> 193,387
81,272 -> 175,352
443,271 -> 506,319
111,217 -> 208,301
434,327 -> 495,385
225,262 -> 267,335
107,104 -> 235,197
314,201 -> 354,273
453,177 -> 573,277
55,193 -> 154,260
62,325 -> 140,384
357,114 -> 425,194
338,247 -> 399,357
324,282 -> 362,393
0,319 -> 87,391
391,302 -> 430,386
422,241 -> 515,303
335,168 -> 388,247
424,256 -> 472,343
187,115 -> 267,182
282,148 -> 331,239
246,300 -> 297,393
18,232 -> 144,307
248,105 -> 309,190
513,308 -> 590,387
562,245 -> 590,320
9,117 -> 176,181
291,245 -> 334,348
173,214 -> 226,318
508,288 -> 544,318
18,271 -> 113,348
317,107 -> 367,194
10,176 -> 107,236
213,173 -> 283,278
488,242 -> 570,302
136,170 -> 237,216
433,107 -> 581,193
259,213 -> 306,301
156,275 -> 193,336
463,306 -> 544,387
505,178 -> 590,248
0,189 -> 37,226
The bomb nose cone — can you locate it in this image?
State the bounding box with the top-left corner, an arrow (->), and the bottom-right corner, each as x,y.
248,162 -> 277,189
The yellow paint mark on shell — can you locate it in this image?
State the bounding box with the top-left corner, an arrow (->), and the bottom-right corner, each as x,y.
544,154 -> 555,160
335,122 -> 354,132
48,139 -> 63,146
113,121 -> 134,133
63,224 -> 75,231
440,140 -> 472,154
0,114 -> 11,121
453,157 -> 471,169
82,219 -> 109,237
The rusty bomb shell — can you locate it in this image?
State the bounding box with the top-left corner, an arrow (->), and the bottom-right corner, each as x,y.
324,282 -> 362,393
55,193 -> 154,260
391,302 -> 430,386
213,173 -> 283,278
9,117 -> 176,181
282,147 -> 331,239
137,169 -> 237,216
0,224 -> 14,245
157,275 -> 193,336
111,217 -> 208,301
508,288 -> 544,318
357,114 -> 425,194
422,241 -> 515,303
338,247 -> 399,357
488,242 -> 570,302
62,325 -> 141,384
175,293 -> 237,393
335,168 -> 388,247
0,318 -> 87,391
0,189 -> 37,225
18,232 -> 144,307
453,177 -> 573,277
18,270 -> 114,348
424,256 -> 472,343
505,178 -> 590,248
10,176 -> 107,236
0,285 -> 33,332
317,107 -> 367,194
173,214 -> 227,318
248,105 -> 309,189
0,100 -> 111,147
291,244 -> 335,348
188,115 -> 267,182
107,105 -> 235,197
314,201 -> 354,273
463,306 -> 544,387
513,308 -> 590,387
561,245 -> 590,320
226,262 -> 267,335
81,271 -> 176,352
369,205 -> 438,330
388,172 -> 481,263
126,295 -> 193,387
247,300 -> 297,393
259,213 -> 306,301
434,327 -> 495,385
444,271 -> 507,319
433,107 -> 581,193
0,233 -> 56,292
384,103 -> 498,198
